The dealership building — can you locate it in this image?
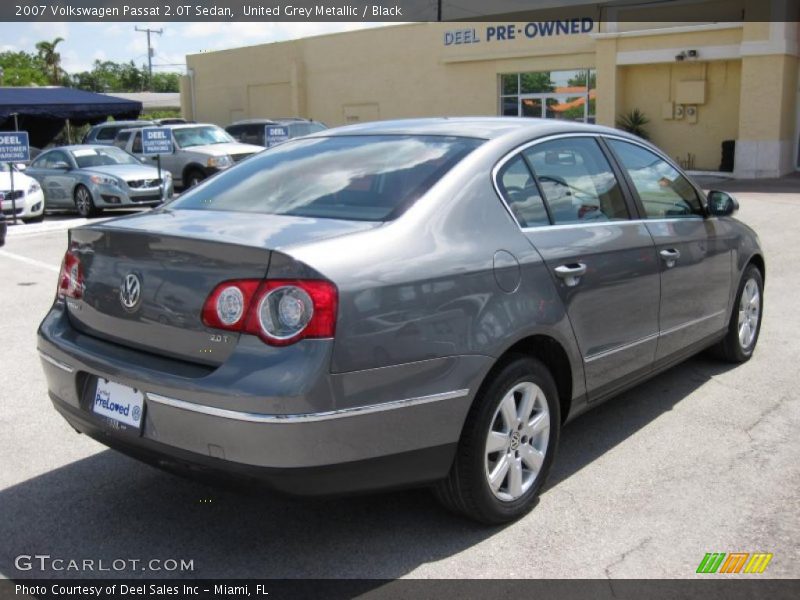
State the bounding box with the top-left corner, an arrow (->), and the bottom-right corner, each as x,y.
181,3 -> 800,178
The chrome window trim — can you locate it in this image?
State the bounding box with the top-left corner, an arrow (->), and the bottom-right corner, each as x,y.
491,132 -> 707,233
38,351 -> 75,373
147,388 -> 470,424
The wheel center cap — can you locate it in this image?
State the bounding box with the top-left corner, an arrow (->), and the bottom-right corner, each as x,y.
509,430 -> 521,450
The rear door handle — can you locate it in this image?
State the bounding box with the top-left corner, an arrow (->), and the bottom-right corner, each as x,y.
554,263 -> 587,287
659,249 -> 681,268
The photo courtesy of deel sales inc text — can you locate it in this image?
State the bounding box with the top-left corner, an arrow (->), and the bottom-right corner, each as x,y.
0,1 -> 798,599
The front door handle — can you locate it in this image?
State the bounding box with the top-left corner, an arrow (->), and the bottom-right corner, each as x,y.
554,263 -> 587,287
660,248 -> 681,268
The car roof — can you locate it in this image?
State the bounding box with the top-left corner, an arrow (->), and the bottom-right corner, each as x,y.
46,144 -> 119,152
316,117 -> 628,141
161,123 -> 220,130
228,118 -> 321,125
92,120 -> 153,128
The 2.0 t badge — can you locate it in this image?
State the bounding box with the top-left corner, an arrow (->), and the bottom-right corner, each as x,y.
119,273 -> 142,311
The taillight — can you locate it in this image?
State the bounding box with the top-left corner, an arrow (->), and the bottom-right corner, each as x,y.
202,279 -> 337,346
57,250 -> 83,300
201,280 -> 260,330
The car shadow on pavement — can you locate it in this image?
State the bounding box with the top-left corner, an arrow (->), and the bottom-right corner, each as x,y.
0,355 -> 735,580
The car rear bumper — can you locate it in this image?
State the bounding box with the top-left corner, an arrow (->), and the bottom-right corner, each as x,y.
38,304 -> 487,494
50,395 -> 457,495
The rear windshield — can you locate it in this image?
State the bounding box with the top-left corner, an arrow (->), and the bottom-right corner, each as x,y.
170,135 -> 484,221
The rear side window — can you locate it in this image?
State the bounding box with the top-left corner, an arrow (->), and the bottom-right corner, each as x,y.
131,132 -> 143,154
226,125 -> 243,140
170,135 -> 484,221
608,139 -> 703,219
96,126 -> 120,140
496,156 -> 550,227
523,137 -> 629,224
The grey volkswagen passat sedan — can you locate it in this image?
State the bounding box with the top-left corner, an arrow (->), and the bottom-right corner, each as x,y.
38,118 -> 764,523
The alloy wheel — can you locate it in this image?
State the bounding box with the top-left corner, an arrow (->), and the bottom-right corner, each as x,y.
484,381 -> 550,502
738,278 -> 760,350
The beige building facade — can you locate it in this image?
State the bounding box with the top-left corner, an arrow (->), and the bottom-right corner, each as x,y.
182,2 -> 800,178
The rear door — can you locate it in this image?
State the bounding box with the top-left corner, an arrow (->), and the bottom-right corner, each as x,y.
605,138 -> 732,361
497,135 -> 661,398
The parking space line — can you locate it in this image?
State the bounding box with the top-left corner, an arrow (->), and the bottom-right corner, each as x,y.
0,249 -> 60,273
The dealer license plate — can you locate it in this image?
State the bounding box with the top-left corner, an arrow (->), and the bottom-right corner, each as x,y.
91,378 -> 145,431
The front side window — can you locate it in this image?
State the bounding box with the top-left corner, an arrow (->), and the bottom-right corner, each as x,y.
497,155 -> 549,228
608,139 -> 703,219
170,135 -> 484,221
523,137 -> 629,224
34,150 -> 69,168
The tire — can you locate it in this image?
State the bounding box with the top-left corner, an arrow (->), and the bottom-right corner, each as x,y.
184,169 -> 206,188
712,264 -> 764,363
74,185 -> 99,218
434,355 -> 561,524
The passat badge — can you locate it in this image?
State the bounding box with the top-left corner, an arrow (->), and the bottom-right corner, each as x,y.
119,273 -> 142,311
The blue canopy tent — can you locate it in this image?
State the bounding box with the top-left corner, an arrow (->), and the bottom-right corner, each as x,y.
0,87 -> 142,148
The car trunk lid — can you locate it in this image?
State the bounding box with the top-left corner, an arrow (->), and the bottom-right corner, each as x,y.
66,209 -> 376,365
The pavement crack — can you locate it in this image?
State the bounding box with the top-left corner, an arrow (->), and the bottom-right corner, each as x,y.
744,394 -> 791,436
603,536 -> 652,579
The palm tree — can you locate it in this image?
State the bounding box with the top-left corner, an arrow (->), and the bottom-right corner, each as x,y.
616,109 -> 651,140
35,37 -> 64,85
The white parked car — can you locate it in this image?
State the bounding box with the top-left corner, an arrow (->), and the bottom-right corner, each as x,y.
1,163 -> 45,223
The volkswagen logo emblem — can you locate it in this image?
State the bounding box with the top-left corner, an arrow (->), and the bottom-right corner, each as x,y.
119,273 -> 142,311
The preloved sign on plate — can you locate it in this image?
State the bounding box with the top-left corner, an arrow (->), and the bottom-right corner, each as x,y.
92,378 -> 145,430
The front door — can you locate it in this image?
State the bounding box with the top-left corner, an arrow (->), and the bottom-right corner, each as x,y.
497,136 -> 661,398
606,138 -> 733,360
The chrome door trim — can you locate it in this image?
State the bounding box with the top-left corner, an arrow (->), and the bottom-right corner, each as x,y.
584,333 -> 659,364
147,388 -> 470,424
660,310 -> 727,337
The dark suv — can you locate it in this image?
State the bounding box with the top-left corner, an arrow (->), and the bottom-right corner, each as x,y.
225,118 -> 327,146
83,120 -> 155,146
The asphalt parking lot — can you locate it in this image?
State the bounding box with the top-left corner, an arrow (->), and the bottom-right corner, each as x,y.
0,179 -> 798,580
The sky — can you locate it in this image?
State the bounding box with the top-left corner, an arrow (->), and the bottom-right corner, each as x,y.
0,22 -> 396,74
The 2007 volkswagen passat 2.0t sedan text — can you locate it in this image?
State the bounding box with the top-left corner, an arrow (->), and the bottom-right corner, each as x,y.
38,118 -> 764,523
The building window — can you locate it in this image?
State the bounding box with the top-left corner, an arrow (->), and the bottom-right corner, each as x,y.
500,69 -> 597,123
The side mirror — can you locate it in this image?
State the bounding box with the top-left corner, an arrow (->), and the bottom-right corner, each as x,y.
14,163 -> 27,171
707,190 -> 738,217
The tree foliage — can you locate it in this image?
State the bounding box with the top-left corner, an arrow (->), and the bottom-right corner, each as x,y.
0,51 -> 50,86
35,37 -> 64,84
0,39 -> 181,93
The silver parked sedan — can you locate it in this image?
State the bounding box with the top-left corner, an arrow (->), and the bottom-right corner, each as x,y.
37,118 -> 764,523
26,145 -> 174,217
